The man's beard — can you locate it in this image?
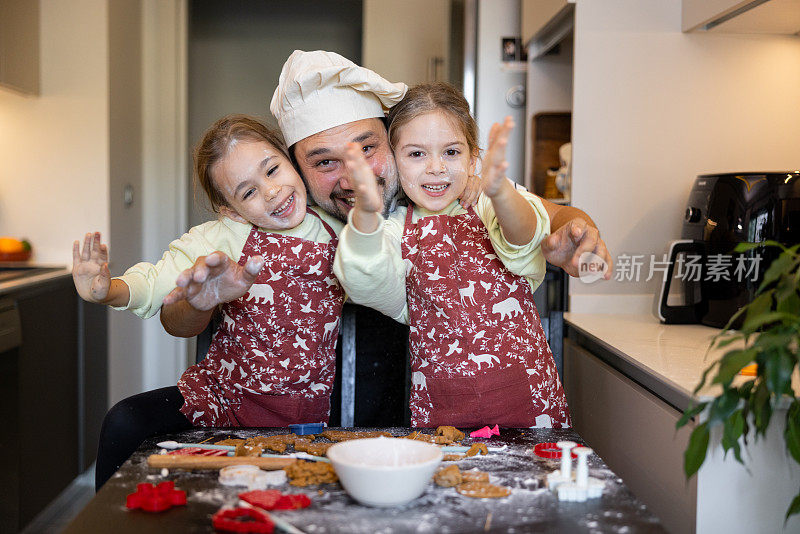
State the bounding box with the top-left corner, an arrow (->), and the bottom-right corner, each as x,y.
325,174 -> 400,222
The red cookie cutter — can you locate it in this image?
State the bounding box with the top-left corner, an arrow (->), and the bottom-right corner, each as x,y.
240,490 -> 311,511
126,481 -> 186,512
212,507 -> 274,533
533,442 -> 578,460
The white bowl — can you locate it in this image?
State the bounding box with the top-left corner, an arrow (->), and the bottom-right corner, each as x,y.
327,437 -> 443,507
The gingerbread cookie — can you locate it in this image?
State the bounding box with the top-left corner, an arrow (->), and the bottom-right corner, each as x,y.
215,438 -> 246,447
250,436 -> 290,454
442,454 -> 465,462
321,430 -> 392,442
404,431 -> 436,443
435,426 -> 465,444
284,460 -> 338,486
461,470 -> 490,483
456,481 -> 511,498
235,441 -> 265,457
434,465 -> 463,487
294,439 -> 332,456
465,443 -> 488,457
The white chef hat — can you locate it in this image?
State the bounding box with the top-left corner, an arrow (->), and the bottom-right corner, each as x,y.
270,50 -> 408,146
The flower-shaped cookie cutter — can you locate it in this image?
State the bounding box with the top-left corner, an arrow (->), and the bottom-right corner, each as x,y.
125,481 -> 186,512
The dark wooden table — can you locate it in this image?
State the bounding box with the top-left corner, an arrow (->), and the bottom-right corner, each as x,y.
65,427 -> 664,533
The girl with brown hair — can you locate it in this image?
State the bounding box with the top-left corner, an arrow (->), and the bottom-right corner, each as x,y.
335,83 -> 571,429
73,114 -> 345,487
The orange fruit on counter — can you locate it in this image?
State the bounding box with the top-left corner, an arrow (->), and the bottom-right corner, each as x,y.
0,237 -> 25,253
0,237 -> 32,261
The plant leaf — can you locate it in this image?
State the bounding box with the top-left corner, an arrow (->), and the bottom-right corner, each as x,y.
716,334 -> 745,349
684,422 -> 710,478
785,492 -> 800,524
722,410 -> 745,463
713,348 -> 757,387
677,402 -> 707,429
694,360 -> 720,395
752,381 -> 773,438
785,402 -> 800,465
742,312 -> 795,335
758,251 -> 800,294
764,349 -> 794,397
777,291 -> 800,316
708,388 -> 740,424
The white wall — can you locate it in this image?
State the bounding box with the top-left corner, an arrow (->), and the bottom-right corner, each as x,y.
569,0 -> 800,314
362,0 -> 450,86
0,0 -> 109,264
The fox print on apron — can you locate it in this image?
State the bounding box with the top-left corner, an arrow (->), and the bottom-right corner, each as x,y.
179,211 -> 344,426
402,204 -> 570,428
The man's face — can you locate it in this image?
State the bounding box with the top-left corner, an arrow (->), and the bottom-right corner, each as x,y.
293,118 -> 399,222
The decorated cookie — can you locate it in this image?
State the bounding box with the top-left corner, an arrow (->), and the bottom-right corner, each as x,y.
456,481 -> 511,499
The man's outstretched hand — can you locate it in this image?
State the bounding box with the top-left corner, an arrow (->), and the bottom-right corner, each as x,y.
162,251 -> 265,311
542,218 -> 612,280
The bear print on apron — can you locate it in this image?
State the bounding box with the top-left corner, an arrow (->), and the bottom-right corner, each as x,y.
178,210 -> 344,427
402,203 -> 570,428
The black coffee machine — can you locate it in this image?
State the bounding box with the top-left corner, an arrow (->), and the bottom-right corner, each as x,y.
658,172 -> 800,328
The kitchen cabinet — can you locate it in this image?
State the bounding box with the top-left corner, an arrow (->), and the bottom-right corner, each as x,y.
0,0 -> 40,94
683,0 -> 800,34
0,271 -> 107,532
564,313 -> 800,534
564,337 -> 696,534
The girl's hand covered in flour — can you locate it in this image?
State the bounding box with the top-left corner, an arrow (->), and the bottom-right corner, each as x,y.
343,142 -> 383,234
73,232 -> 112,303
162,251 -> 265,311
481,116 -> 514,199
72,232 -> 131,307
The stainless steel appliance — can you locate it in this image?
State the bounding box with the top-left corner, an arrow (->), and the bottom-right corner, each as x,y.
658,172 -> 800,328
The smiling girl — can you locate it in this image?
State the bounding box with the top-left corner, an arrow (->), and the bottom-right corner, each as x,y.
73,115 -> 344,430
334,83 -> 570,429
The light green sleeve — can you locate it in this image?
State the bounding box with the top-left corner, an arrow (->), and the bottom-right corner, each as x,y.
333,208 -> 409,324
112,218 -> 249,319
475,185 -> 551,292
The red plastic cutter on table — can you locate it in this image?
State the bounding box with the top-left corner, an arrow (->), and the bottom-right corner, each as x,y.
212,507 -> 274,533
534,442 -> 578,459
240,489 -> 311,511
126,481 -> 186,512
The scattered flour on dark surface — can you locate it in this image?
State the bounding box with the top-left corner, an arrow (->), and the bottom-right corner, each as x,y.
109,427 -> 664,533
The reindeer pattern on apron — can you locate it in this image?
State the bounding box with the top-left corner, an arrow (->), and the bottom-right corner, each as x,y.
178,210 -> 344,427
402,204 -> 570,428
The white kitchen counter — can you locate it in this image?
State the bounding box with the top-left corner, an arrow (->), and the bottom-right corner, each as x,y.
564,312 -> 747,411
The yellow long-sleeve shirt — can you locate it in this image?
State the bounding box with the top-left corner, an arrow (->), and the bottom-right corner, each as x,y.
114,207 -> 343,319
333,187 -> 550,324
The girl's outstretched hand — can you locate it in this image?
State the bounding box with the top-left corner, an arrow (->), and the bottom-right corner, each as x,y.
481,116 -> 514,198
162,252 -> 264,311
343,142 -> 383,232
459,173 -> 482,208
72,232 -> 112,303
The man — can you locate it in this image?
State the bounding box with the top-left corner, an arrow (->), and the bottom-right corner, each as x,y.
159,50 -> 611,418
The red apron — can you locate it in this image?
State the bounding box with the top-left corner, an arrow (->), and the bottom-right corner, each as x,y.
178,210 -> 344,427
402,204 -> 570,428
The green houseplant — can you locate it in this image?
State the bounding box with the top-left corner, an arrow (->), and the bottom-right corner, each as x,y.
677,241 -> 800,521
